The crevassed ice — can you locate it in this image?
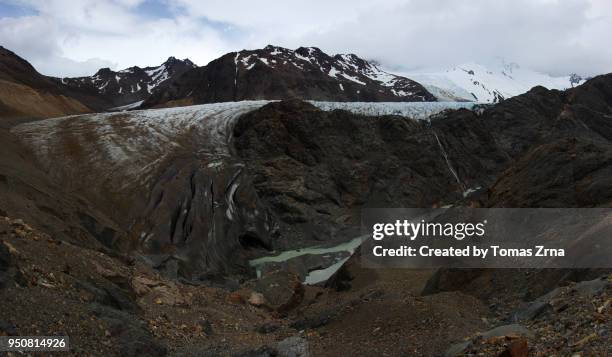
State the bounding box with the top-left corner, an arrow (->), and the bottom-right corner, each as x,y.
309,101 -> 479,120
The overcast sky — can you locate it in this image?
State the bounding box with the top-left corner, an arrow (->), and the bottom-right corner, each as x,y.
1,0 -> 610,77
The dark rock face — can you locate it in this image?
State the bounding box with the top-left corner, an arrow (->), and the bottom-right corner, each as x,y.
233,76 -> 612,291
470,76 -> 612,207
135,154 -> 276,278
11,101 -> 278,280
143,45 -> 436,108
233,100 -> 505,247
421,75 -> 612,298
59,57 -> 196,109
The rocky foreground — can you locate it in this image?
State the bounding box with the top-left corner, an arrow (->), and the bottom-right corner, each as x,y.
1,216 -> 610,356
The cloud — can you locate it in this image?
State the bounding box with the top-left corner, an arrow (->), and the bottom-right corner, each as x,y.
0,15 -> 117,76
0,0 -> 234,76
288,0 -> 612,76
0,0 -> 611,77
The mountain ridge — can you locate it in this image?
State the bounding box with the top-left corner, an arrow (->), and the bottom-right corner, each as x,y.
57,56 -> 196,108
0,46 -> 92,119
141,45 -> 437,108
0,44 -> 598,119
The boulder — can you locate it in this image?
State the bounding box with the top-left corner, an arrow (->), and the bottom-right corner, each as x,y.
323,253 -> 358,291
277,336 -> 309,357
498,339 -> 529,357
248,292 -> 266,307
254,271 -> 304,313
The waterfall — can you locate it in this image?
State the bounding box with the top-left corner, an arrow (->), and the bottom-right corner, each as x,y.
431,129 -> 466,192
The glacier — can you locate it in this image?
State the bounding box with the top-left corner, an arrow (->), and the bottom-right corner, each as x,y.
309,101 -> 479,119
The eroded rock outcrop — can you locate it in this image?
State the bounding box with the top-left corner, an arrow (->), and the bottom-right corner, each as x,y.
233,100 -> 507,248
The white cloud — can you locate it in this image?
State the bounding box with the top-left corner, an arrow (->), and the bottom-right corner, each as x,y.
0,0 -> 233,76
0,0 -> 611,77
288,0 -> 612,76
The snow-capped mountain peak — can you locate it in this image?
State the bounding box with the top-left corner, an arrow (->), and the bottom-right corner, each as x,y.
60,57 -> 196,107
226,45 -> 436,101
405,61 -> 587,103
141,45 -> 437,108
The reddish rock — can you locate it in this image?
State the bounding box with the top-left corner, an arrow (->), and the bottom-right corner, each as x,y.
498,339 -> 529,357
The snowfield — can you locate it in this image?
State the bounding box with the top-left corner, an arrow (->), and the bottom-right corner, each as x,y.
403,61 -> 586,103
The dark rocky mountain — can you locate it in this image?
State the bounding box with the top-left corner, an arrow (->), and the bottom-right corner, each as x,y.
142,45 -> 436,108
58,56 -> 196,109
1,45 -> 436,117
0,46 -> 197,118
0,46 -> 92,119
0,46 -> 59,90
